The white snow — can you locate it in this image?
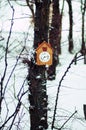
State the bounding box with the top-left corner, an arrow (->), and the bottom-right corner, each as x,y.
0,0 -> 86,130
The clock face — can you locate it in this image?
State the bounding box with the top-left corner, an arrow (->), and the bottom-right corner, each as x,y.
39,52 -> 50,62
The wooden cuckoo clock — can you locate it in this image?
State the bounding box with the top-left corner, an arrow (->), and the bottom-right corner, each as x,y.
36,41 -> 53,66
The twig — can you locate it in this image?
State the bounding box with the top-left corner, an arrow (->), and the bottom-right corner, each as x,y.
0,86 -> 28,129
57,110 -> 77,130
0,0 -> 15,113
51,52 -> 83,130
3,46 -> 25,95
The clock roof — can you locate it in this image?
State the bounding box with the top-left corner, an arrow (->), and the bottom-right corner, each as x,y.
36,41 -> 52,51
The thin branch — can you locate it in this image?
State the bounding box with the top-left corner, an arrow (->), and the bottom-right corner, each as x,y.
26,0 -> 35,21
0,86 -> 28,129
51,52 -> 83,130
61,0 -> 65,16
57,110 -> 77,130
3,46 -> 25,95
0,0 -> 15,113
17,78 -> 26,99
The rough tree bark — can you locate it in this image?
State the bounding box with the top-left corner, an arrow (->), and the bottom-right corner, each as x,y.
81,0 -> 86,53
81,0 -> 86,64
47,0 -> 64,80
27,1 -> 50,130
66,0 -> 74,53
83,104 -> 86,120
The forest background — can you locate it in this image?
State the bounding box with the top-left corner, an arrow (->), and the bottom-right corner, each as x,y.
0,0 -> 86,130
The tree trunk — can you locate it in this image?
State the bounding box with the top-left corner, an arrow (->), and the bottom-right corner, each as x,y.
81,0 -> 86,54
47,0 -> 62,80
27,1 -> 50,130
66,0 -> 74,53
83,104 -> 86,120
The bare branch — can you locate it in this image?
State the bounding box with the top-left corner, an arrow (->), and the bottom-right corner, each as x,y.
58,110 -> 77,130
51,52 -> 83,130
3,46 -> 25,96
0,79 -> 28,129
0,0 -> 15,113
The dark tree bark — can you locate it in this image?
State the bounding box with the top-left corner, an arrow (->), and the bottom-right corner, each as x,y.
47,0 -> 64,80
80,0 -> 86,64
27,1 -> 50,130
83,104 -> 86,120
81,0 -> 86,54
49,0 -> 61,53
66,0 -> 74,53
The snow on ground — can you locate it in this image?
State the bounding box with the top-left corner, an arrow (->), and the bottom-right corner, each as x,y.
47,52 -> 86,130
0,1 -> 86,130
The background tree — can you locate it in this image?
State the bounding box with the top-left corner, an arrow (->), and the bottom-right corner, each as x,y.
27,0 -> 50,130
47,0 -> 64,80
80,0 -> 86,64
66,0 -> 74,53
81,0 -> 86,53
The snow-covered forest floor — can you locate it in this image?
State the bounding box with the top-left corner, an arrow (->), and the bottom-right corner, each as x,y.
0,0 -> 86,130
47,52 -> 86,130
